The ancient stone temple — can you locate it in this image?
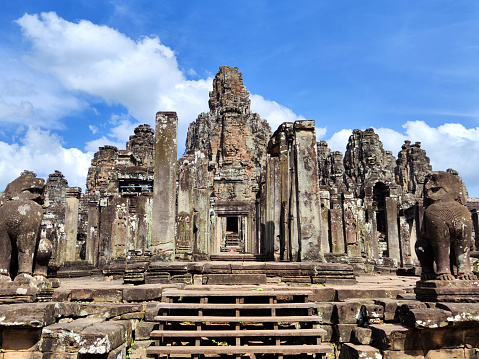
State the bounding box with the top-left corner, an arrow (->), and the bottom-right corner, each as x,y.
26,65 -> 477,275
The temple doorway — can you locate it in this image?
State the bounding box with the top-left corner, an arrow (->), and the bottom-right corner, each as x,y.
218,215 -> 247,253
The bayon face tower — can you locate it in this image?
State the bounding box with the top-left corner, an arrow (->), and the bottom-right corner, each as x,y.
177,66 -> 271,260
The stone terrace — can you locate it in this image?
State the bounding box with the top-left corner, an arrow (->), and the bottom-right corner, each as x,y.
5,272 -> 478,358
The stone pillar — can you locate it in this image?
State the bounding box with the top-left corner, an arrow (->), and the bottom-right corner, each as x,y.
385,197 -> 400,265
399,216 -> 413,266
319,190 -> 331,253
329,208 -> 345,254
266,157 -> 281,260
293,121 -> 323,261
86,201 -> 100,266
152,111 -> 178,260
64,187 -> 81,262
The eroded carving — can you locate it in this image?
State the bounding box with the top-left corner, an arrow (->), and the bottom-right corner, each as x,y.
416,171 -> 477,280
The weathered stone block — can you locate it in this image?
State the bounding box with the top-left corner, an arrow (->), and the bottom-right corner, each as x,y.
316,303 -> 335,324
0,303 -> 56,328
135,321 -> 156,340
334,324 -> 356,343
351,327 -> 372,345
144,302 -> 159,322
2,328 -> 41,351
401,308 -> 451,329
78,320 -> 131,355
203,274 -> 266,285
338,343 -> 382,359
40,318 -> 105,352
375,299 -> 427,322
319,324 -> 333,342
370,323 -> 411,351
122,285 -> 162,302
309,287 -> 336,302
70,288 -> 123,302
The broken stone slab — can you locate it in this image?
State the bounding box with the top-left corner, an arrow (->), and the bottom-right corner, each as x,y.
0,303 -> 56,327
70,288 -> 123,302
78,320 -> 132,355
369,323 -> 411,351
337,288 -> 404,301
122,284 -> 163,301
40,318 -> 132,354
401,308 -> 451,329
40,317 -> 106,352
435,302 -> 479,323
75,303 -> 144,319
148,260 -> 191,274
0,286 -> 38,304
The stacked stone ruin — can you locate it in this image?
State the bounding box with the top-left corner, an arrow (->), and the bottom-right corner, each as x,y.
32,66 -> 477,278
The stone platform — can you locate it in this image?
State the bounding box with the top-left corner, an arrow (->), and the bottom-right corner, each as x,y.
124,260 -> 358,286
415,279 -> 479,302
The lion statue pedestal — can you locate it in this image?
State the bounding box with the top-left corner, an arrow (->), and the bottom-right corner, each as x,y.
415,171 -> 479,302
0,171 -> 55,303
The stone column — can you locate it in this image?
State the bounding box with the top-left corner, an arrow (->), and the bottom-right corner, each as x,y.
266,157 -> 281,259
152,111 -> 178,260
329,208 -> 345,254
86,201 -> 100,266
64,187 -> 81,262
385,197 -> 400,265
319,190 -> 331,253
293,121 -> 323,261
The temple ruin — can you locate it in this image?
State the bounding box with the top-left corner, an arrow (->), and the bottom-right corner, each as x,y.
2,66 -> 479,358
36,65 -> 478,277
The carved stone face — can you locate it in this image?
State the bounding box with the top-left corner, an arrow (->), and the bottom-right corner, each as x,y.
424,171 -> 461,204
2,172 -> 45,205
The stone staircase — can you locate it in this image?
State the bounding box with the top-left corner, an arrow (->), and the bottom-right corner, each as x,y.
146,288 -> 334,358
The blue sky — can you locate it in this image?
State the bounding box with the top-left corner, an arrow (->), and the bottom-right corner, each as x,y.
1,1 -> 479,195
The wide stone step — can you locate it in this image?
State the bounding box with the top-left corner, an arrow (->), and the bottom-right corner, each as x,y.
162,289 -> 313,297
146,344 -> 333,355
153,315 -> 321,323
156,302 -> 316,310
151,328 -> 327,338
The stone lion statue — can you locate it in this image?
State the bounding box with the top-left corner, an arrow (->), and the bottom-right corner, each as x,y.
0,171 -> 52,284
416,171 -> 477,280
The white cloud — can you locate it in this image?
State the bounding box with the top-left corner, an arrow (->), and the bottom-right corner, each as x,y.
0,127 -> 93,190
89,125 -> 98,134
15,12 -> 211,150
250,94 -> 307,131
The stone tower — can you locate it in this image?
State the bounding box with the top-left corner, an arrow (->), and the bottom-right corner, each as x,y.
178,66 -> 271,260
